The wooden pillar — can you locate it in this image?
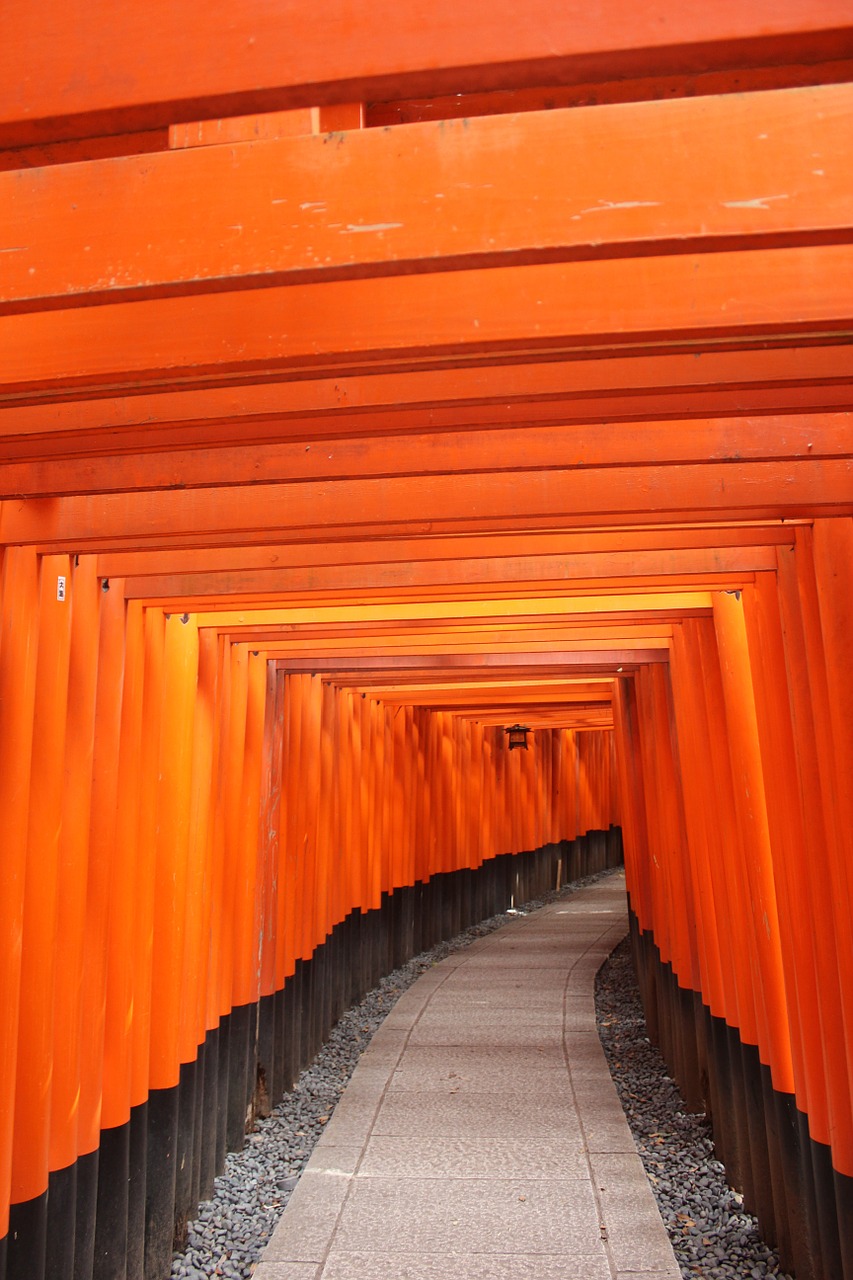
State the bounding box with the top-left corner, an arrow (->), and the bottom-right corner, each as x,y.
8,554 -> 70,1280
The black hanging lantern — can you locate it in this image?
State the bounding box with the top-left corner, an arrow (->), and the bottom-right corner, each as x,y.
505,723 -> 531,751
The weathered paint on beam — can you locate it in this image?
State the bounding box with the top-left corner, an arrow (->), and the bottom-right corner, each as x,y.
2,0 -> 851,145
2,84 -> 851,311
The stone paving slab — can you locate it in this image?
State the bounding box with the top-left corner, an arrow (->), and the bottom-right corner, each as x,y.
318,1253 -> 613,1279
357,1132 -> 590,1179
332,1176 -> 604,1255
371,1090 -> 583,1138
258,870 -> 682,1280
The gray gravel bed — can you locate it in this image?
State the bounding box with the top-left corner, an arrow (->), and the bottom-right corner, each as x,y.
596,936 -> 793,1280
171,870 -> 789,1279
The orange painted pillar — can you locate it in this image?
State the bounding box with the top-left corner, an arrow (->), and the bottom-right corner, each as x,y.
669,621 -> 727,1020
232,650 -> 265,1008
299,674 -> 323,956
272,672 -> 291,990
149,612 -> 199,1092
0,546 -> 40,1243
345,690 -> 366,917
335,688 -> 355,923
693,615 -> 759,1048
808,519 -> 853,1175
631,667 -> 676,974
49,557 -> 100,1188
403,705 -> 418,884
612,677 -> 652,931
78,577 -> 127,1159
279,673 -> 302,977
391,702 -> 409,889
259,663 -> 282,1003
181,625 -> 219,1059
785,526 -> 853,1173
713,589 -> 793,1096
10,555 -> 71,1227
204,634 -> 230,1036
414,708 -> 430,883
315,678 -> 336,938
130,606 -> 166,1105
366,698 -> 383,907
219,643 -> 248,1010
742,573 -> 829,1142
101,596 -> 144,1132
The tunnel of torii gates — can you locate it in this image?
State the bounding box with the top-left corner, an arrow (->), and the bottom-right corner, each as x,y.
1,4 -> 853,1280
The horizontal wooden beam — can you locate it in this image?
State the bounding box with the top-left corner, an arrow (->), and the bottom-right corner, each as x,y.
368,60 -> 853,125
216,610 -> 701,641
4,346 -> 850,451
3,1 -> 850,146
3,85 -> 851,312
195,594 -> 711,629
243,633 -> 673,657
201,620 -> 675,645
3,460 -> 849,552
118,545 -> 776,602
97,525 -> 795,581
4,412 -> 849,499
3,245 -> 852,398
463,711 -> 615,728
271,651 -> 669,672
354,680 -> 614,703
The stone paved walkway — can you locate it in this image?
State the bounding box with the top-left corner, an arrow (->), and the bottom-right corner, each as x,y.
255,871 -> 681,1280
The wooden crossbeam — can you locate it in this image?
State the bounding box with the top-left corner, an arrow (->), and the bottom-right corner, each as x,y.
116,545 -> 775,604
3,0 -> 850,146
96,526 -> 795,582
368,61 -> 853,125
3,85 -> 851,312
4,347 -> 851,455
3,413 -> 849,499
3,459 -> 849,552
270,652 -> 668,671
3,245 -> 852,397
193,594 -> 711,629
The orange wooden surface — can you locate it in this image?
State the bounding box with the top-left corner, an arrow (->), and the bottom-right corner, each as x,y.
130,607 -> 165,1103
3,85 -> 851,312
7,413 -> 849,500
78,578 -> 127,1155
4,345 -> 850,460
713,591 -> 794,1093
669,622 -> 726,1017
4,0 -> 850,146
148,614 -> 198,1090
743,574 -> 829,1143
2,245 -> 852,399
9,554 -> 68,1206
49,559 -> 100,1173
5,465 -> 851,555
101,597 -> 143,1130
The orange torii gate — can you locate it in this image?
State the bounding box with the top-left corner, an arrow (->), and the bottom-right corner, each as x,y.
1,5 -> 853,1280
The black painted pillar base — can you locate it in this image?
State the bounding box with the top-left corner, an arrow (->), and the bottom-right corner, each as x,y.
93,1120 -> 130,1280
74,1149 -> 99,1280
143,1086 -> 178,1280
45,1161 -> 76,1280
7,1190 -> 47,1280
173,1060 -> 197,1253
127,1102 -> 147,1280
